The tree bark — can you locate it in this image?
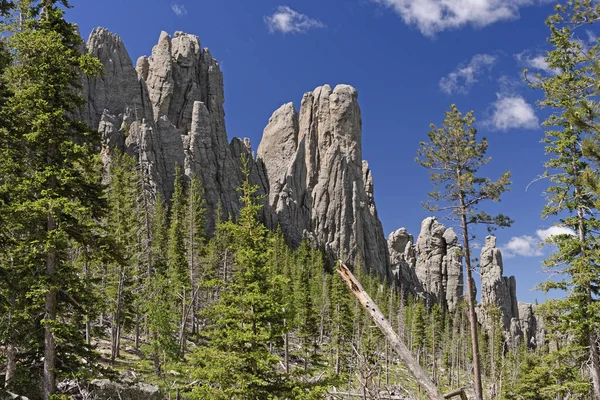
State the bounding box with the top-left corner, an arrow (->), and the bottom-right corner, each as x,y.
111,272 -> 124,362
337,262 -> 445,400
5,344 -> 16,388
459,194 -> 483,400
44,209 -> 58,400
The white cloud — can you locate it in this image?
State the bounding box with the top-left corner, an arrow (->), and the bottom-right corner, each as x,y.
515,51 -> 558,75
265,6 -> 325,34
171,2 -> 187,17
373,0 -> 552,37
487,94 -> 539,131
439,54 -> 497,95
502,235 -> 543,258
536,226 -> 576,241
501,226 -> 577,258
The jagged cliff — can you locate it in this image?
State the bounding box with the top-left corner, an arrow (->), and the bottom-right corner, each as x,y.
389,224 -> 545,347
81,28 -> 390,276
82,28 -> 267,234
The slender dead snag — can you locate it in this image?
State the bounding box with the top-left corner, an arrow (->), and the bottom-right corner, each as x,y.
337,262 -> 445,400
337,262 -> 469,399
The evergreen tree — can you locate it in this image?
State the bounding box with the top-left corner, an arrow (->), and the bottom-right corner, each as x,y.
105,151 -> 139,361
529,2 -> 600,398
328,270 -> 353,376
294,240 -> 320,371
152,193 -> 169,274
416,104 -> 512,400
0,2 -> 104,397
184,175 -> 206,338
191,158 -> 287,399
168,165 -> 189,288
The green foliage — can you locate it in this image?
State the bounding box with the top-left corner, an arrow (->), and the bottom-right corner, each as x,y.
168,165 -> 189,288
294,240 -> 320,370
416,104 -> 512,229
0,1 -> 106,395
191,159 -> 288,399
531,1 -> 600,397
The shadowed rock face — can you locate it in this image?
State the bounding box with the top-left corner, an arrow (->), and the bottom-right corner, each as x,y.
82,28 -> 392,278
82,28 -> 267,233
388,228 -> 422,295
257,85 -> 391,278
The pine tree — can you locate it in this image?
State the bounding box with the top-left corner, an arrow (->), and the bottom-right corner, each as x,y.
294,240 -> 320,371
416,104 -> 512,400
522,1 -> 600,397
0,2 -> 104,397
105,151 -> 138,361
329,270 -> 353,376
167,166 -> 189,356
184,175 -> 206,338
152,193 -> 169,274
168,165 -> 189,287
191,158 -> 287,399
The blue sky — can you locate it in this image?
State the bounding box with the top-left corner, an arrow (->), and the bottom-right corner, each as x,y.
65,0 -> 597,304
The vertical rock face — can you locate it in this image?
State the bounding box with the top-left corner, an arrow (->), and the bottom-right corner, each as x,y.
479,236 -> 519,330
257,85 -> 391,278
443,228 -> 464,312
478,235 -> 545,348
404,217 -> 463,311
82,28 -> 267,231
415,217 -> 447,302
388,228 -> 422,294
518,302 -> 545,348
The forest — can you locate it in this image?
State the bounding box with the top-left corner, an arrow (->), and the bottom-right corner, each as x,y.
1,0 -> 600,399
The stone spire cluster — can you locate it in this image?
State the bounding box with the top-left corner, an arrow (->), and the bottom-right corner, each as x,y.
81,28 -> 389,275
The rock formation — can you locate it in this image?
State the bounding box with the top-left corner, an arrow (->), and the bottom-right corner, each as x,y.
80,28 -> 544,343
82,28 -> 267,233
479,236 -> 519,330
81,28 -> 390,277
443,228 -> 464,313
478,235 -> 544,348
388,228 -> 421,294
257,85 -> 390,278
390,217 -> 463,311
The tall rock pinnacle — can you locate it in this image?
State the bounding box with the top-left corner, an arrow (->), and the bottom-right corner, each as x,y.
258,85 -> 391,278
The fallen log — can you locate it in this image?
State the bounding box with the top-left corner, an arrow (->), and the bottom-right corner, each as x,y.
337,261 -> 449,400
444,387 -> 468,400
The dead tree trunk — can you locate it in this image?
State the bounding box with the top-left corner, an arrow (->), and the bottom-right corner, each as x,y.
337,262 -> 445,400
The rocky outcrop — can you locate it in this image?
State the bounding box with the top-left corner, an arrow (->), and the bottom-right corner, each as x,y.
82,28 -> 391,277
82,28 -> 267,232
388,228 -> 421,294
480,236 -> 519,330
395,217 -> 463,311
257,85 -> 390,277
478,236 -> 544,348
518,302 -> 545,348
443,228 -> 464,313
